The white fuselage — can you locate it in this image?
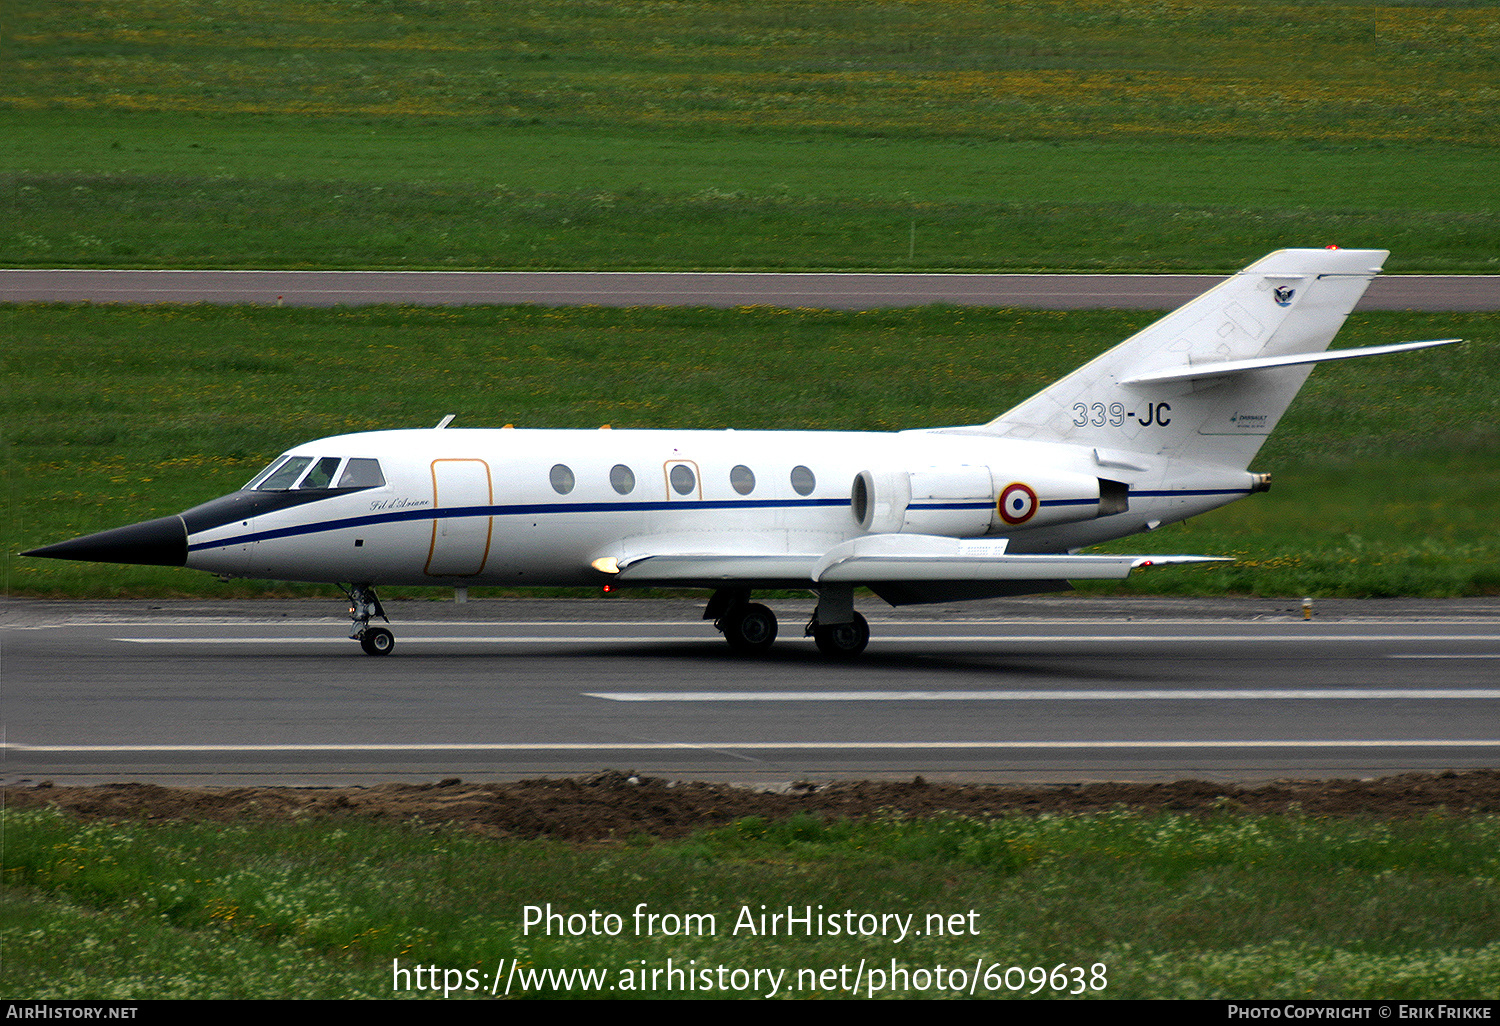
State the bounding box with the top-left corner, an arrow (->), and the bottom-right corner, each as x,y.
185,427 -> 1257,589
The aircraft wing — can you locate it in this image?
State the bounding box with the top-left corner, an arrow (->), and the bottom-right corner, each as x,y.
594,534 -> 1228,587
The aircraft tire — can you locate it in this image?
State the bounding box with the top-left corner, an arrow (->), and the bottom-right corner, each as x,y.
723,603 -> 778,654
813,611 -> 870,658
360,627 -> 395,656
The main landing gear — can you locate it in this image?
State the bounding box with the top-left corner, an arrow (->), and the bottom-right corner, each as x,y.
807,610 -> 871,659
707,588 -> 779,654
344,583 -> 394,656
705,587 -> 871,658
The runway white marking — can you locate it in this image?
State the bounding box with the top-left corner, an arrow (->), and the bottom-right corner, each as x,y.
14,616 -> 1500,629
110,633 -> 1500,645
8,740 -> 1500,753
586,689 -> 1500,702
111,635 -> 700,645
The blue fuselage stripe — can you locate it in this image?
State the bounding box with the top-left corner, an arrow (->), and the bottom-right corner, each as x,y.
185,487 -> 1253,553
187,496 -> 850,552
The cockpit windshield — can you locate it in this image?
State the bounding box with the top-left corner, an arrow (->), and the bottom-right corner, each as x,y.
243,455 -> 385,491
248,456 -> 312,490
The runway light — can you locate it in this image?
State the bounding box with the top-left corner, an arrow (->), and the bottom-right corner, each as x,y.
601,584 -> 613,594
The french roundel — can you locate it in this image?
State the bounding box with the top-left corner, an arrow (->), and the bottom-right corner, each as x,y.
998,482 -> 1039,525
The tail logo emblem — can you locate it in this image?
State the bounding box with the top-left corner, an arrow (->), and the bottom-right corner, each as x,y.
1273,286 -> 1297,306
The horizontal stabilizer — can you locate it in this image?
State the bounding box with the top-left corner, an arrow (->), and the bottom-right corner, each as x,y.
812,533 -> 1228,583
1120,338 -> 1461,386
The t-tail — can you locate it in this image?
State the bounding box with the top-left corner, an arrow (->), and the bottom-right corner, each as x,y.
979,248 -> 1457,470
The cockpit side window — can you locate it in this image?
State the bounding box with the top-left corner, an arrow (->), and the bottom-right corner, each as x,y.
337,458 -> 386,488
298,456 -> 343,489
255,456 -> 313,490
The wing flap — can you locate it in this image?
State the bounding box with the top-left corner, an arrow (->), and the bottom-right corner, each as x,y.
813,533 -> 1229,583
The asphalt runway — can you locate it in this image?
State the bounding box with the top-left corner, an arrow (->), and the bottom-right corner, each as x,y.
3,268 -> 1496,310
4,596 -> 1498,786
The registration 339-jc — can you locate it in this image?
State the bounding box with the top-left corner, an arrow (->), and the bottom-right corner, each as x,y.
1072,401 -> 1171,428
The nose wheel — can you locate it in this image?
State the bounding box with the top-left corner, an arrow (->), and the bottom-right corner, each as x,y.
343,583 -> 393,656
360,627 -> 395,656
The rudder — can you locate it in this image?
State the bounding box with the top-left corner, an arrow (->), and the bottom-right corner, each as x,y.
981,248 -> 1389,470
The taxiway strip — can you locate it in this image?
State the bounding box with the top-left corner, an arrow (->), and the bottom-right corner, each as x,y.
3,268 -> 1495,311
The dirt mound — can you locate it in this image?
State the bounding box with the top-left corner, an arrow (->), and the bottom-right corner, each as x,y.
7,770 -> 1500,841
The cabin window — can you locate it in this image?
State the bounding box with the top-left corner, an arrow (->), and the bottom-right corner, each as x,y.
730,465 -> 755,495
610,464 -> 636,495
670,463 -> 697,495
255,456 -> 312,491
550,464 -> 575,495
791,465 -> 816,496
337,458 -> 385,488
298,456 -> 343,489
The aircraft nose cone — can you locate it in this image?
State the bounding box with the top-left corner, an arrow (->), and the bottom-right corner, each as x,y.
23,515 -> 188,568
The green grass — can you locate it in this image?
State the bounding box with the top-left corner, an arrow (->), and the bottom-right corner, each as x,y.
6,146 -> 1496,272
5,807 -> 1500,999
3,303 -> 1495,599
8,1 -> 1496,145
4,0 -> 1499,271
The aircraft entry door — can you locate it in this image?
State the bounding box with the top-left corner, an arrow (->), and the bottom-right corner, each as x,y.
426,459 -> 494,577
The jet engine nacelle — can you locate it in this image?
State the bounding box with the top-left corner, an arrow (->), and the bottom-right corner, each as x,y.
852,465 -> 1129,538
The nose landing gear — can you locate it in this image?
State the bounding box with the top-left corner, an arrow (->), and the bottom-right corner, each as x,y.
343,583 -> 394,656
360,626 -> 395,656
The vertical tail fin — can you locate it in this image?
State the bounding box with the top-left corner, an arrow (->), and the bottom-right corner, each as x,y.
982,248 -> 1388,469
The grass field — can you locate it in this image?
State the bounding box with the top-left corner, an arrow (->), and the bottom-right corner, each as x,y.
4,303 -> 1495,600
9,1 -> 1496,143
6,806 -> 1500,999
4,1 -> 1499,271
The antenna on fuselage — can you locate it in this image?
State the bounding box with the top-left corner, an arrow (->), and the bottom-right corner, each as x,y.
434,414 -> 456,429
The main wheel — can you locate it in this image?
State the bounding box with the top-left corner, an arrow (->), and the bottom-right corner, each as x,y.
360,627 -> 395,656
813,611 -> 870,658
722,603 -> 778,654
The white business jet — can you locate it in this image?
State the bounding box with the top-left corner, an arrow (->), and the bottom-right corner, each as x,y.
26,248 -> 1457,657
